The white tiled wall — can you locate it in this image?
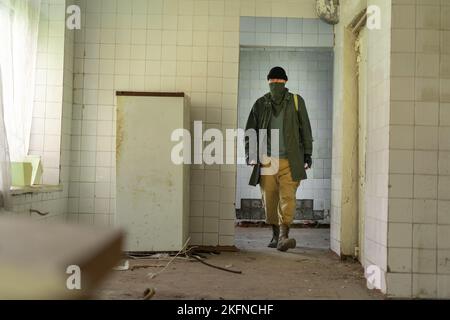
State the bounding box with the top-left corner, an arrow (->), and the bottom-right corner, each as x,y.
236,46 -> 333,212
331,0 -> 392,294
9,190 -> 67,222
239,17 -> 334,47
67,0 -> 320,246
60,0 -> 76,222
387,0 -> 450,299
363,0 -> 392,294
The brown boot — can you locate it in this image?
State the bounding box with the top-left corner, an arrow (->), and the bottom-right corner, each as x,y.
268,225 -> 280,248
277,224 -> 296,252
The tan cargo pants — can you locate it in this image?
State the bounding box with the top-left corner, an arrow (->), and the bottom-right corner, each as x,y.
260,158 -> 301,226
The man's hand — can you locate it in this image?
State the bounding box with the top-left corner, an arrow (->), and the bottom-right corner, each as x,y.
248,160 -> 258,166
304,154 -> 312,170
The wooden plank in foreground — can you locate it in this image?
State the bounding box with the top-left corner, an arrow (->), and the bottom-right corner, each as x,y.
0,216 -> 124,299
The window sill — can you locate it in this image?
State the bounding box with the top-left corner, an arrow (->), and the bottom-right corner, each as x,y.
10,185 -> 63,196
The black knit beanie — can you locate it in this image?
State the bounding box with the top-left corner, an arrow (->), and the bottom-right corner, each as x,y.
267,67 -> 288,81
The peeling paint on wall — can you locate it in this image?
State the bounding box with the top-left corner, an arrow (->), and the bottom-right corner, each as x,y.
116,103 -> 125,164
316,0 -> 340,25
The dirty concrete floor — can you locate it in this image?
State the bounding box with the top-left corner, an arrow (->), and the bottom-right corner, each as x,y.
95,227 -> 384,300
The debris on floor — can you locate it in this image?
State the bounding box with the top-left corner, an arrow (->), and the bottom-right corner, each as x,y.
142,288 -> 156,300
113,260 -> 129,271
95,228 -> 384,300
146,238 -> 192,280
130,264 -> 165,271
189,254 -> 242,275
123,241 -> 243,277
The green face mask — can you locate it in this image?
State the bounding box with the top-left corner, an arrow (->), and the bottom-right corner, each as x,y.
269,82 -> 287,104
269,82 -> 287,117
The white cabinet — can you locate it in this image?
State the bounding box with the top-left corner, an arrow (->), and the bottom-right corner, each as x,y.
116,92 -> 190,252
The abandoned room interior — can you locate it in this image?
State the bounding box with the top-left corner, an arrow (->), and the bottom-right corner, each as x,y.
0,0 -> 450,301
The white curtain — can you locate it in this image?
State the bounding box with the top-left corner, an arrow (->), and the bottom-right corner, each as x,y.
0,70 -> 11,209
0,0 -> 41,163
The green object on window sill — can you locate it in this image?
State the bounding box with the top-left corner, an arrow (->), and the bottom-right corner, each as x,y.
11,162 -> 33,187
24,155 -> 43,186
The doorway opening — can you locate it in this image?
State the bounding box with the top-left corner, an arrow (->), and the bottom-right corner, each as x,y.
235,46 -> 334,250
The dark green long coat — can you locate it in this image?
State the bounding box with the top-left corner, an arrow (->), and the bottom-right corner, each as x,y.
245,91 -> 313,186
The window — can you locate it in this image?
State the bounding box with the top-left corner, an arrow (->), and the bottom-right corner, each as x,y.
0,0 -> 67,187
0,0 -> 41,163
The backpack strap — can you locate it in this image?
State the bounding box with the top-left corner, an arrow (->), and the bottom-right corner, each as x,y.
293,93 -> 303,132
293,94 -> 299,112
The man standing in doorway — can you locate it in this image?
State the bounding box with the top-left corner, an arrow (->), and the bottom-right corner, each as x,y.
245,67 -> 313,252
